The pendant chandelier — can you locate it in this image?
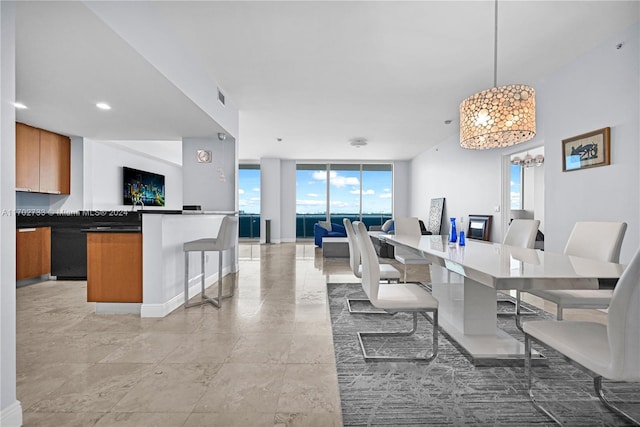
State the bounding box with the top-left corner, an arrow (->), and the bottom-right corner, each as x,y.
459,0 -> 536,149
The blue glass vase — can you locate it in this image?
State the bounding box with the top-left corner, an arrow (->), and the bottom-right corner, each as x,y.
449,217 -> 457,243
459,217 -> 465,246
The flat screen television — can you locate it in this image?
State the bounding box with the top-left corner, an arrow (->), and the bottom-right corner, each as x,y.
123,166 -> 165,207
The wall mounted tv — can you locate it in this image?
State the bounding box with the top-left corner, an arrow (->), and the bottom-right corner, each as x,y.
123,166 -> 165,207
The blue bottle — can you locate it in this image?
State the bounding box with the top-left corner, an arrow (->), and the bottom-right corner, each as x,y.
449,217 -> 457,243
458,217 -> 466,246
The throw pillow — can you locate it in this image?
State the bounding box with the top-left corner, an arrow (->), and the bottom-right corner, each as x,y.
381,219 -> 394,232
318,220 -> 332,231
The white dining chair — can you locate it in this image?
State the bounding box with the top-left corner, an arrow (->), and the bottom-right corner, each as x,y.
523,246 -> 640,425
501,219 -> 540,316
503,219 -> 540,249
393,217 -> 430,283
353,221 -> 439,362
521,221 -> 626,320
183,215 -> 238,308
343,218 -> 401,313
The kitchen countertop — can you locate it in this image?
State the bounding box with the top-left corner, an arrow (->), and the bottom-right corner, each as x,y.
81,226 -> 142,233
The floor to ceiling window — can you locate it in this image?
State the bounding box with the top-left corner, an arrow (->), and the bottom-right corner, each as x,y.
238,164 -> 260,239
296,164 -> 328,238
361,164 -> 393,228
296,163 -> 393,238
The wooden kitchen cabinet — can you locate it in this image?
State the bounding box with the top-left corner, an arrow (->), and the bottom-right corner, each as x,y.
15,123 -> 40,192
15,122 -> 71,194
39,129 -> 71,194
16,227 -> 51,280
87,232 -> 142,303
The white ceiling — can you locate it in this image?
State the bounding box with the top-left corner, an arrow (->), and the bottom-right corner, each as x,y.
14,1 -> 640,161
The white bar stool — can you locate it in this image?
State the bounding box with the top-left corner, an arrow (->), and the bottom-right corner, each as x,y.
183,216 -> 238,308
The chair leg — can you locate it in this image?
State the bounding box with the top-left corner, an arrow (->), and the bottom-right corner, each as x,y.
594,376 -> 640,425
184,250 -> 221,309
525,334 -> 562,425
346,296 -> 388,314
357,311 -> 438,362
515,291 -> 525,332
556,306 -> 564,321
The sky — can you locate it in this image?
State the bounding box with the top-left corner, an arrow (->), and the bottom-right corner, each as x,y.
510,164 -> 522,210
238,167 -> 393,215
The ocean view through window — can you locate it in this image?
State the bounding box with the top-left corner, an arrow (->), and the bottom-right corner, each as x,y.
238,164 -> 260,238
296,163 -> 393,238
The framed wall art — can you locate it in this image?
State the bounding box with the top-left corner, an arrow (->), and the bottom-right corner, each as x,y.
562,127 -> 610,172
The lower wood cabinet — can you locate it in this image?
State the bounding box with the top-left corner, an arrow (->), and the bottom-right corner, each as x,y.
16,227 -> 51,280
87,233 -> 142,303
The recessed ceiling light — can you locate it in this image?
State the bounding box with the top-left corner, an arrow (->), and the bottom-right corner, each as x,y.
96,102 -> 111,110
14,102 -> 27,109
349,138 -> 368,148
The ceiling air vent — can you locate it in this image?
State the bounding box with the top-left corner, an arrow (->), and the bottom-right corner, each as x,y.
217,88 -> 225,106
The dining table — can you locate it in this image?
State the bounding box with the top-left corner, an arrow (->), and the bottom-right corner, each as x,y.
379,234 -> 625,365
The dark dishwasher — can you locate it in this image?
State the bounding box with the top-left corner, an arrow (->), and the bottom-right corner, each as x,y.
51,227 -> 87,279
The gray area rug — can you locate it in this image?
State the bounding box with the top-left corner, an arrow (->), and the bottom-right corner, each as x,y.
328,283 -> 640,426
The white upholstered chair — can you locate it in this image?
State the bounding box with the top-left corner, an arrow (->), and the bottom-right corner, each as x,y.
503,219 -> 540,249
393,217 -> 430,283
353,221 -> 439,362
523,246 -> 640,425
343,218 -> 401,313
522,221 -> 626,320
183,215 -> 238,308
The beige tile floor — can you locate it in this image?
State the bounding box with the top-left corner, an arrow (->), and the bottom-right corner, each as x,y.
16,242 -> 606,426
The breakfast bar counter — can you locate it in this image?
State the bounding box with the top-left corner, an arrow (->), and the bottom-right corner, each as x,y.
140,211 -> 238,318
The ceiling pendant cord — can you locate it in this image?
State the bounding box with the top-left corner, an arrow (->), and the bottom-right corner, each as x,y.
493,0 -> 498,88
458,0 -> 536,150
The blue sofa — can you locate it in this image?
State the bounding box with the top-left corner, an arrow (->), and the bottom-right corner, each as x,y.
314,222 -> 347,247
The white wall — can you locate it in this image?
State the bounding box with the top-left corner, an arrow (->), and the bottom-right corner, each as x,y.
0,3 -> 22,425
280,160 -> 297,242
260,158 -> 282,243
182,138 -> 235,212
84,140 -> 183,211
542,24 -> 639,261
533,165 -> 545,232
410,23 -> 639,263
411,141 -> 503,242
393,161 -> 411,219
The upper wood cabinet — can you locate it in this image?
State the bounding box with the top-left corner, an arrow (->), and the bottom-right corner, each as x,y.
39,129 -> 71,194
15,123 -> 40,192
15,122 -> 71,195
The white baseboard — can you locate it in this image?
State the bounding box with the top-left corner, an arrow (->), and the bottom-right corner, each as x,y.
95,303 -> 141,315
140,264 -> 236,318
0,401 -> 23,427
